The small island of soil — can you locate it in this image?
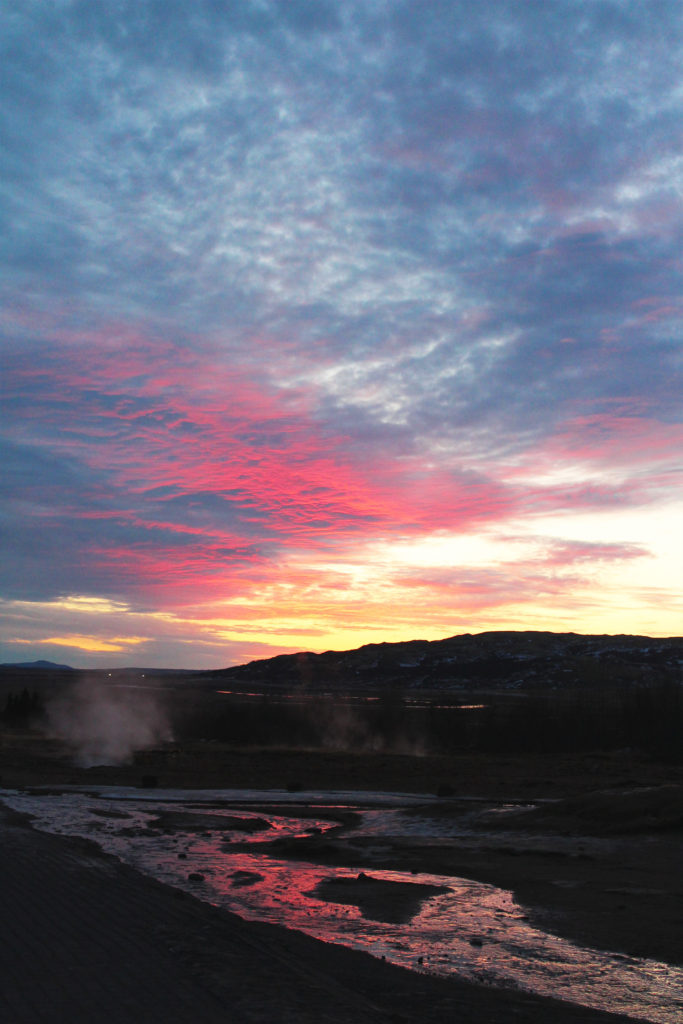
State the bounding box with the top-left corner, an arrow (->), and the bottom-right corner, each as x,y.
312,871 -> 449,923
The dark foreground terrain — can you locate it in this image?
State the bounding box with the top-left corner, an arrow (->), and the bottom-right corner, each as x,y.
1,730 -> 682,1023
0,799 -> 641,1024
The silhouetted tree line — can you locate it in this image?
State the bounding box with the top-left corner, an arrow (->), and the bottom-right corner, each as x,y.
474,679 -> 683,759
171,687 -> 425,753
171,675 -> 682,761
1,688 -> 45,725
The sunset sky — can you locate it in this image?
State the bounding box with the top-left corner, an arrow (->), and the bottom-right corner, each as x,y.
2,1 -> 682,669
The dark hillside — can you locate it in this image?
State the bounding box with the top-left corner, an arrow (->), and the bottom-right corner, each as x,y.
207,631 -> 683,693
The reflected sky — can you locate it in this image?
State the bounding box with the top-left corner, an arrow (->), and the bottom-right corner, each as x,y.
2,787 -> 681,1022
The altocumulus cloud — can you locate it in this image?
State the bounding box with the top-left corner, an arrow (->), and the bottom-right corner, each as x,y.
1,1 -> 682,666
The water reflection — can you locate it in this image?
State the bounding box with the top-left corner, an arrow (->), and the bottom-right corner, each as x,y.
2,787 -> 681,1024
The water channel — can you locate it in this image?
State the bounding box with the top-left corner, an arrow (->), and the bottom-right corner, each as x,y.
2,787 -> 681,1023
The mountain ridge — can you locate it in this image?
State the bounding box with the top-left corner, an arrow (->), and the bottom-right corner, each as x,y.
0,659 -> 75,672
207,630 -> 683,692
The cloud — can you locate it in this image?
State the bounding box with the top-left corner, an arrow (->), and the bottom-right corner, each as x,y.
2,1 -> 682,664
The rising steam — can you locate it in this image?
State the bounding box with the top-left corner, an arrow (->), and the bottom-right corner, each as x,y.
47,678 -> 172,766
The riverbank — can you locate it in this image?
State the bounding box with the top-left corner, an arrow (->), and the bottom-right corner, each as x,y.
0,802 -> 638,1024
2,729 -> 681,798
1,731 -> 681,1021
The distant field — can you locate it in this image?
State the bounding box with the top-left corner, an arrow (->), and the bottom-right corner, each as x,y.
1,660 -> 682,762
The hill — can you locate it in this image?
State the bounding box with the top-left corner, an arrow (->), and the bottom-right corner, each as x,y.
208,631 -> 683,693
0,660 -> 75,672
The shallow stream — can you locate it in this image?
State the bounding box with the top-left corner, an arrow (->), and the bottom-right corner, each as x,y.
2,787 -> 681,1024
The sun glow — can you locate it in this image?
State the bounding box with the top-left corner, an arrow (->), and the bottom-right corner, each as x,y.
40,635 -> 150,654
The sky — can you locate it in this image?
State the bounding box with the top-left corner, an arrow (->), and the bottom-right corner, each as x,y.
2,1 -> 682,669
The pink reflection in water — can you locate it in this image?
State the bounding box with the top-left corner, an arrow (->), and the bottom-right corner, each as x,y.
2,788 -> 682,1024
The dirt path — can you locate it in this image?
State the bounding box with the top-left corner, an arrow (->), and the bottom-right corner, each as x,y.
0,803 -> 640,1024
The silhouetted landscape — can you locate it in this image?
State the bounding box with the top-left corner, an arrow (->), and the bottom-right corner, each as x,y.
1,631 -> 682,1023
3,631 -> 681,761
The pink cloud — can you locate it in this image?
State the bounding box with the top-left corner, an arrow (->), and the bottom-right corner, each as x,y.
6,324 -> 526,546
498,414 -> 683,505
540,539 -> 650,568
548,414 -> 683,467
629,296 -> 683,324
4,313 -> 679,630
386,564 -> 590,615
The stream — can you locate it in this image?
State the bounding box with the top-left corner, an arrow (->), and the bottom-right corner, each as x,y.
2,786 -> 681,1024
